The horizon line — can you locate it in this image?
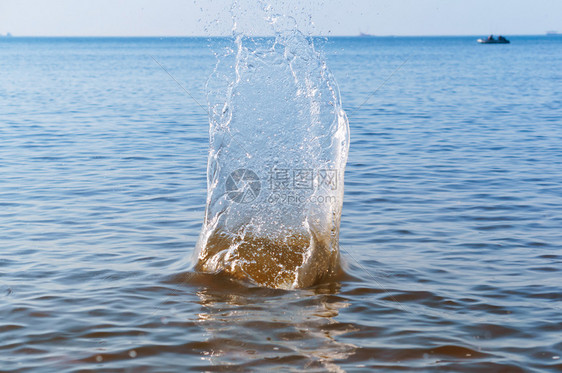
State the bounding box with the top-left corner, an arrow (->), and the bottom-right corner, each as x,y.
1,33 -> 556,38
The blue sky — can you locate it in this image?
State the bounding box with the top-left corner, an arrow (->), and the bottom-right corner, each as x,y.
0,0 -> 560,36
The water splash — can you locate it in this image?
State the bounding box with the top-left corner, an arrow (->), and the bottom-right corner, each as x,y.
195,6 -> 349,289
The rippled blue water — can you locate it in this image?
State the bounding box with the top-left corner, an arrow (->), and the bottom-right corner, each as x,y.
1,36 -> 561,371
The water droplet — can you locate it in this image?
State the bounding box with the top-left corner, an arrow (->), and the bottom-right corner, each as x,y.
96,355 -> 103,362
129,350 -> 137,358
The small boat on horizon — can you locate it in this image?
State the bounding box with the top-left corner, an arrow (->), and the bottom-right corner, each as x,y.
477,35 -> 510,44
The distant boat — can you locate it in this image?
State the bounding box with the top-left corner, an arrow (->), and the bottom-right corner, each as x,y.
546,31 -> 559,35
359,32 -> 375,38
477,35 -> 510,44
1,32 -> 13,38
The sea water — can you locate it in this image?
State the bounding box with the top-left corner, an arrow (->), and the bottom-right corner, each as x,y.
0,35 -> 561,371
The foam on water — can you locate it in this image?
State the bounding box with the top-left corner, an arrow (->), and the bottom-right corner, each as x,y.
194,8 -> 349,289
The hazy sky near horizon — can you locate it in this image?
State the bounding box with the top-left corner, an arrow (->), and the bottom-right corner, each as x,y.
0,0 -> 560,36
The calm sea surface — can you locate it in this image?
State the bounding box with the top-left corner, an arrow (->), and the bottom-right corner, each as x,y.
1,36 -> 561,372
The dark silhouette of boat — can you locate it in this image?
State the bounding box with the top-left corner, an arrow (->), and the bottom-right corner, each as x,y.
477,35 -> 510,44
